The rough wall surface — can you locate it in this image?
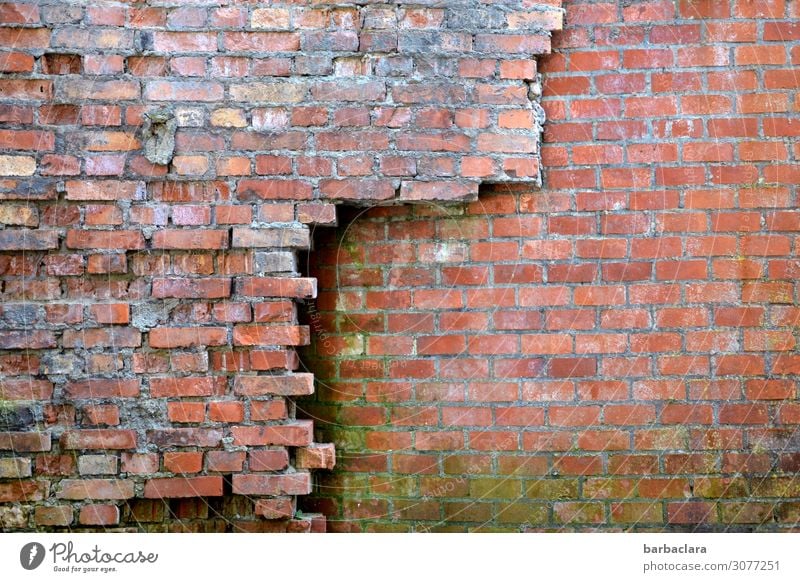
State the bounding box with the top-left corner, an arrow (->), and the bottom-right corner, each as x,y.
302,0 -> 800,531
0,1 -> 560,530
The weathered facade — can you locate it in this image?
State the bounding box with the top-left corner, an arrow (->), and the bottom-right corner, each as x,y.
0,0 -> 559,530
302,0 -> 800,531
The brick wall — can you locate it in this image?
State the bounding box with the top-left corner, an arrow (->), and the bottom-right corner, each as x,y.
0,1 -> 560,530
301,0 -> 800,531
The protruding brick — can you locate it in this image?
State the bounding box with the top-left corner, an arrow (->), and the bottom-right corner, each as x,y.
255,498 -> 294,520
296,443 -> 336,470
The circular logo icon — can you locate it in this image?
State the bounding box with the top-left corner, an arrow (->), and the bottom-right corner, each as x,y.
20,542 -> 46,570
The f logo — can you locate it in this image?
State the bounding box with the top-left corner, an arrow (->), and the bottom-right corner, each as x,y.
20,542 -> 45,570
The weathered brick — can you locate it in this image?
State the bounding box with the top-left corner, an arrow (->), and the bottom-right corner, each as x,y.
248,449 -> 289,472
0,432 -> 51,452
231,227 -> 309,248
232,473 -> 312,496
237,277 -> 316,298
149,327 -> 228,348
151,229 -> 228,250
0,230 -> 58,250
78,455 -> 118,476
0,480 -> 48,502
62,328 -> 141,349
0,457 -> 32,478
61,430 -> 137,450
143,476 -> 223,498
233,373 -> 314,396
146,428 -> 222,448
232,325 -> 310,346
120,453 -> 159,475
79,504 -> 120,525
65,230 -> 144,250
319,178 -> 396,201
150,376 -> 227,398
0,379 -> 53,400
400,181 -> 479,202
144,81 -> 223,102
57,479 -> 134,500
230,81 -> 306,103
231,421 -> 313,446
255,498 -> 294,519
0,155 -> 36,176
34,505 -> 73,527
90,303 -> 130,325
206,451 -> 245,472
152,278 -> 231,299
296,443 -> 336,470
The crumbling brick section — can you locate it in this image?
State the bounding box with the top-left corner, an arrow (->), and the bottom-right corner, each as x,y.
0,1 -> 561,530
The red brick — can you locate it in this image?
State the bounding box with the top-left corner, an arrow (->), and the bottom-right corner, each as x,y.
232,473 -> 311,496
232,325 -> 309,347
65,230 -> 144,250
0,379 -> 52,400
79,504 -> 119,525
61,430 -> 136,450
152,230 -> 228,250
231,421 -> 313,446
34,506 -> 73,527
83,405 -> 120,427
205,402 -> 243,423
241,267 -> 314,292
255,498 -> 294,520
251,400 -> 288,421
144,476 -> 223,498
145,429 -> 221,449
249,449 -> 289,472
152,278 -> 231,299
65,379 -> 139,399
163,452 -> 203,474
90,303 -> 129,324
233,373 -> 314,396
150,377 -> 227,398
167,402 -> 205,424
149,327 -> 227,348
57,479 -> 134,500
